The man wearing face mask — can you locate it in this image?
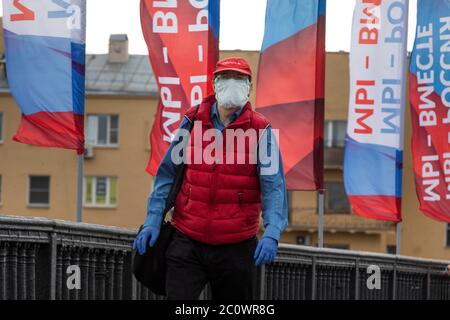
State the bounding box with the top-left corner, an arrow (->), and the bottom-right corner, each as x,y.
134,57 -> 288,300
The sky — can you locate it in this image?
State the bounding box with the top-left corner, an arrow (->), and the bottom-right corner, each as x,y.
0,0 -> 419,54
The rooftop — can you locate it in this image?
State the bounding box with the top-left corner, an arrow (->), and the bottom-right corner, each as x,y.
85,54 -> 157,96
0,53 -> 158,97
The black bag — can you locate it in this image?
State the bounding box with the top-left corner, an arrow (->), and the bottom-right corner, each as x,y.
132,106 -> 199,296
131,222 -> 174,295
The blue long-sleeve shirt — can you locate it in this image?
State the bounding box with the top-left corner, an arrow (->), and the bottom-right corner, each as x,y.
144,103 -> 288,241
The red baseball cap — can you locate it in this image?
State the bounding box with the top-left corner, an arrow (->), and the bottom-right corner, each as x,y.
213,57 -> 252,80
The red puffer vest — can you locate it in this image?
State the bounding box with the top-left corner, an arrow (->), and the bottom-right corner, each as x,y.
172,95 -> 270,245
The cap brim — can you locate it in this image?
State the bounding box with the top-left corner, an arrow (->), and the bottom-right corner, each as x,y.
213,67 -> 252,78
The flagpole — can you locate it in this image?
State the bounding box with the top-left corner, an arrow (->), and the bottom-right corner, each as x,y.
396,222 -> 402,255
396,0 -> 408,256
76,154 -> 84,223
318,189 -> 324,248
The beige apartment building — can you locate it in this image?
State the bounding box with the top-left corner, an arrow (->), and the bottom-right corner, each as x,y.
0,33 -> 449,260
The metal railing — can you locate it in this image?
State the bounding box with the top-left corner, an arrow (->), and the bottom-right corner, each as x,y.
260,244 -> 450,300
0,215 -> 449,300
0,215 -> 160,300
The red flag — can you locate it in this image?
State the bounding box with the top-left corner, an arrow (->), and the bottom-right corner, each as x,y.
255,0 -> 326,190
140,0 -> 220,175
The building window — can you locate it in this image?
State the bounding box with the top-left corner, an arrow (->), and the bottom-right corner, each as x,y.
324,121 -> 346,148
86,115 -> 119,146
387,245 -> 397,254
0,112 -> 3,143
28,176 -> 50,207
324,181 -> 350,214
84,176 -> 118,207
0,175 -> 2,204
447,224 -> 450,247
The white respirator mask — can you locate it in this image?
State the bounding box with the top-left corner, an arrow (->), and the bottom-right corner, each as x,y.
214,76 -> 251,109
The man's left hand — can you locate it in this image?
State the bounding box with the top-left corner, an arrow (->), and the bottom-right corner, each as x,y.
254,237 -> 278,267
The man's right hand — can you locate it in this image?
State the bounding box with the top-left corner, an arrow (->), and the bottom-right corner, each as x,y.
133,225 -> 161,255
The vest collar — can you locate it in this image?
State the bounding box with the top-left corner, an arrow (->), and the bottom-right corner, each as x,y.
196,95 -> 252,128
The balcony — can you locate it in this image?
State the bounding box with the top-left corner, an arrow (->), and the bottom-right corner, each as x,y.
0,215 -> 449,300
288,208 -> 396,233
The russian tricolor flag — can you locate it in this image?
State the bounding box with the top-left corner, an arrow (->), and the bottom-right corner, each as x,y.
345,0 -> 408,222
3,0 -> 86,154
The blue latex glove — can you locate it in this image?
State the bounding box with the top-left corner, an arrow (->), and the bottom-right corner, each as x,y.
133,225 -> 160,255
254,237 -> 278,267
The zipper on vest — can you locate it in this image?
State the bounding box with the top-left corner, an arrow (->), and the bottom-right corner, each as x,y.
185,186 -> 191,206
238,192 -> 243,207
208,163 -> 219,244
209,163 -> 218,204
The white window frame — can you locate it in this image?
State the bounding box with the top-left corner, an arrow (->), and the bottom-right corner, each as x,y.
0,111 -> 4,144
86,114 -> 119,147
325,120 -> 346,148
27,175 -> 50,208
325,121 -> 333,148
83,176 -> 118,208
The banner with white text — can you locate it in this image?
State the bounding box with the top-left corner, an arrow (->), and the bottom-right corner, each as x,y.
140,0 -> 220,175
345,0 -> 408,221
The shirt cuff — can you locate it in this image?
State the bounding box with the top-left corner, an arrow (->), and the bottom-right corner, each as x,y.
144,212 -> 163,228
262,225 -> 282,242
